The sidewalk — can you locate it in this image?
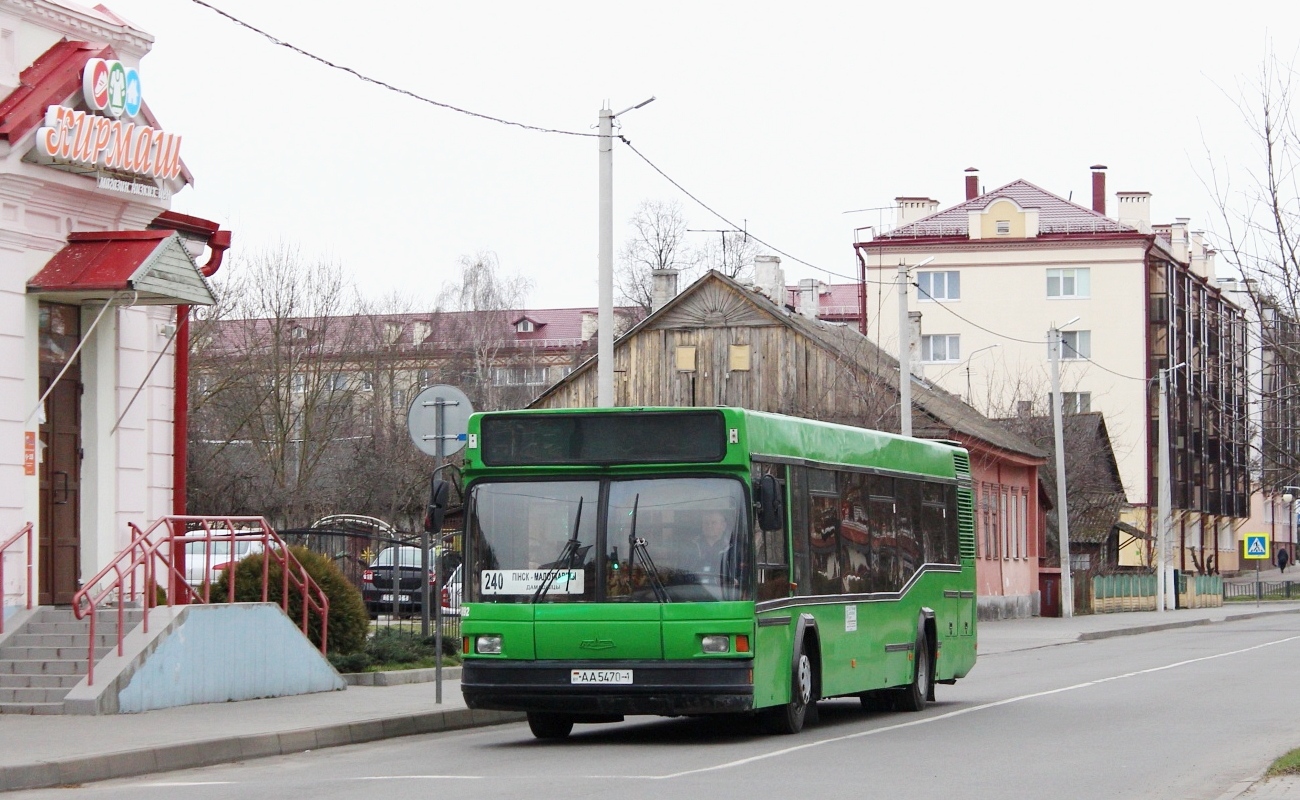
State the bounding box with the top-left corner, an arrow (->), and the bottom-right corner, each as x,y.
1,603 -> 1299,794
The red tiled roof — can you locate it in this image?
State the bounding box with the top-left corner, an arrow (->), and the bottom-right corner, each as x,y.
27,230 -> 215,305
209,306 -> 646,357
879,179 -> 1134,239
0,40 -> 113,143
785,282 -> 861,319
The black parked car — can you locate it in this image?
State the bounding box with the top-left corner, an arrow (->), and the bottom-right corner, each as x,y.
362,546 -> 462,618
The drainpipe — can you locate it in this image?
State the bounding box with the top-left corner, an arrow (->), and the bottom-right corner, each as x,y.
172,230 -> 231,516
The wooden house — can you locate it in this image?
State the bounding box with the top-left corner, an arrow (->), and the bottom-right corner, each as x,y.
531,270 -> 1050,618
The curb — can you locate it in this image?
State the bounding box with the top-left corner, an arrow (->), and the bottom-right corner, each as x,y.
0,706 -> 524,793
1077,605 -> 1300,642
342,666 -> 462,686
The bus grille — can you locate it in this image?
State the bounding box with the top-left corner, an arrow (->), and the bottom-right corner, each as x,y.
957,488 -> 976,560
952,451 -> 971,480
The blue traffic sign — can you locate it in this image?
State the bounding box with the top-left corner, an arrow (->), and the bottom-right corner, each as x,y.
1243,534 -> 1271,560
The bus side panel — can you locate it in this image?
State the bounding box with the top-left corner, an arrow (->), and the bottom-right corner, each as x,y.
753,613 -> 793,709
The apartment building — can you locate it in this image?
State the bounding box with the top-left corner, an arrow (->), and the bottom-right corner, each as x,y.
852,167 -> 1249,574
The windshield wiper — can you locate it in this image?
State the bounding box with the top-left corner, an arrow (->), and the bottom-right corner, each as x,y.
532,497 -> 584,604
627,494 -> 670,603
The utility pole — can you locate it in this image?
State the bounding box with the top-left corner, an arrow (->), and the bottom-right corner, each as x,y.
896,256 -> 931,437
1156,363 -> 1184,612
1164,366 -> 1175,613
597,104 -> 614,408
898,262 -> 911,437
596,97 -> 654,408
1048,323 -> 1074,617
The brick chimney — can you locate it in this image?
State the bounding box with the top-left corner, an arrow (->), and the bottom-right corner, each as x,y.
965,167 -> 980,201
1091,164 -> 1107,215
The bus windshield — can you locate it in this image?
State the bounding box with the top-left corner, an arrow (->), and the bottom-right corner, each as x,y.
468,477 -> 753,603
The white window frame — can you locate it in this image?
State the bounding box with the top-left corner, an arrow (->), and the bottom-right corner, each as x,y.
1061,391 -> 1091,414
920,333 -> 960,363
917,270 -> 960,302
1047,267 -> 1091,299
1060,330 -> 1091,360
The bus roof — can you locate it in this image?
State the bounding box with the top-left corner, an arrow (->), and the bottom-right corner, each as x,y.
466,407 -> 966,481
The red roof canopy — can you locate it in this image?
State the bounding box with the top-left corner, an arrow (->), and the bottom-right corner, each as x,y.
27,230 -> 216,306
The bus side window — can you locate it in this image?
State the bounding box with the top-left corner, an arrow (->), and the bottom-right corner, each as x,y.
789,466 -> 811,597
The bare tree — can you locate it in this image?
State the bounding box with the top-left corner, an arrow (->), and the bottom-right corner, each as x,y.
616,199 -> 699,312
438,252 -> 534,411
1204,51 -> 1300,497
188,245 -> 365,528
697,230 -> 763,283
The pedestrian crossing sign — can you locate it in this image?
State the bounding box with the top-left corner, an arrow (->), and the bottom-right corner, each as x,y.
1243,534 -> 1270,560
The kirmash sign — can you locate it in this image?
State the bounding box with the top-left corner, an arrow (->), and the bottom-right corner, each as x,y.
34,58 -> 181,182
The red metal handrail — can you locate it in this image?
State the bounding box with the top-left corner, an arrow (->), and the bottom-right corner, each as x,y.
71,516 -> 330,685
0,522 -> 34,635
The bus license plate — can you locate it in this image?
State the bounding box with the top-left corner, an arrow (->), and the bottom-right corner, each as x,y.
571,669 -> 632,685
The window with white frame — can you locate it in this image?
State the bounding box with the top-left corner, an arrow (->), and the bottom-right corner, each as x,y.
1060,330 -> 1090,360
491,365 -> 548,386
360,372 -> 374,391
1018,487 -> 1028,559
515,319 -> 535,333
917,271 -> 960,301
418,368 -> 435,388
292,373 -> 306,393
921,334 -> 960,362
329,372 -> 349,392
996,220 -> 1010,235
1060,391 -> 1091,414
1047,267 -> 1090,298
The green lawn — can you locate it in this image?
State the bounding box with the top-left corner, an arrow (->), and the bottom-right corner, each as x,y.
1268,748 -> 1300,778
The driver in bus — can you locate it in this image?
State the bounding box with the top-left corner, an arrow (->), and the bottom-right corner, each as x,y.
689,510 -> 737,581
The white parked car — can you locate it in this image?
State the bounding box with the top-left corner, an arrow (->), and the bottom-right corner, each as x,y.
184,532 -> 264,588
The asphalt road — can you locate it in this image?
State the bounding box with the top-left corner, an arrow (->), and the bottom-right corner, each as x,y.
16,614 -> 1300,800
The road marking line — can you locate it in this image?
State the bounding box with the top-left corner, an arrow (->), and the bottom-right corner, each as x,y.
349,776 -> 484,780
626,633 -> 1300,780
138,782 -> 237,787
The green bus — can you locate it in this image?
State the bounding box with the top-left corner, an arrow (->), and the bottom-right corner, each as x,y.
453,407 -> 977,738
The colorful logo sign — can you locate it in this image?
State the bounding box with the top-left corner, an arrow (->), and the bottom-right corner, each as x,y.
82,58 -> 141,119
34,57 -> 179,182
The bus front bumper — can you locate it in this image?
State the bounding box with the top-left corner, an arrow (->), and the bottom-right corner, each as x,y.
461,659 -> 755,716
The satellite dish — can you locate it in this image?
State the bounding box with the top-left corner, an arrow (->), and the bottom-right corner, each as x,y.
407,384 -> 474,458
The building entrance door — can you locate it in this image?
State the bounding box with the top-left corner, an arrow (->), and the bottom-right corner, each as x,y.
38,303 -> 82,605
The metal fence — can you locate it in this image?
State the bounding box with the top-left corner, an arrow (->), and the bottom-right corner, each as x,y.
1224,580 -> 1300,601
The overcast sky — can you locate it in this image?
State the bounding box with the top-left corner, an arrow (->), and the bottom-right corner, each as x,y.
102,0 -> 1298,311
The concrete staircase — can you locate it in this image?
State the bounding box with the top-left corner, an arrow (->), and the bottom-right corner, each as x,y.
0,607 -> 143,714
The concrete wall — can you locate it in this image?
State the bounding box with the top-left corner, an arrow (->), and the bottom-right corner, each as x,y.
66,603 -> 344,714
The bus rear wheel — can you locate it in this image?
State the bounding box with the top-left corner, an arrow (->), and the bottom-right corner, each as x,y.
896,630 -> 931,712
768,643 -> 813,734
527,712 -> 574,740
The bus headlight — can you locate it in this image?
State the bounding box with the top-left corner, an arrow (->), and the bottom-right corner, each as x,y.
476,634 -> 503,655
701,635 -> 730,654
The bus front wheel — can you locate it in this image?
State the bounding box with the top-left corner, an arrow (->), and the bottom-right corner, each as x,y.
769,643 -> 813,734
527,712 -> 574,740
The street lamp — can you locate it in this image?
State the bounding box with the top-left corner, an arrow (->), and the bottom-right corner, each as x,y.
963,344 -> 999,405
597,96 -> 655,408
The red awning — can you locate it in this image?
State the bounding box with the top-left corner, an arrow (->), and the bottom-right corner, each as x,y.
27,230 -> 216,306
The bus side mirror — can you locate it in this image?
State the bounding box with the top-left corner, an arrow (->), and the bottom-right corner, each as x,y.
755,474 -> 784,532
426,478 -> 451,533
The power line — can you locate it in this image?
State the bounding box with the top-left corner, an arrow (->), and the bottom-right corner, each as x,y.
188,0 -> 599,139
619,138 -> 870,284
